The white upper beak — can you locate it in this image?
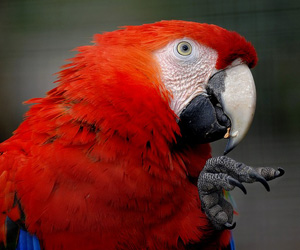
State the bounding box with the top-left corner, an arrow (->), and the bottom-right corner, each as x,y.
221,64 -> 256,154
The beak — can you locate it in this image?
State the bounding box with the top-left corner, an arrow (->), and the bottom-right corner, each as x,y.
207,64 -> 256,154
177,64 -> 256,154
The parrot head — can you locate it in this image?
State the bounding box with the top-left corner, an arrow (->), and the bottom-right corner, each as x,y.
58,20 -> 257,155
150,22 -> 257,153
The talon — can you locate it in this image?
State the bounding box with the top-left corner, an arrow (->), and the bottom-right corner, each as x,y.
250,172 -> 270,191
275,168 -> 285,178
224,222 -> 236,230
227,176 -> 247,194
257,175 -> 270,192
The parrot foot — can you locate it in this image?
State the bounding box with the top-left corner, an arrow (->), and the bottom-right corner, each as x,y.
197,156 -> 284,230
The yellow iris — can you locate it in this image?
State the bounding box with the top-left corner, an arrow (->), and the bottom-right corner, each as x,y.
177,41 -> 192,56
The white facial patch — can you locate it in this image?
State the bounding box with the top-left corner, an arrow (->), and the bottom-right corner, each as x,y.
154,38 -> 218,116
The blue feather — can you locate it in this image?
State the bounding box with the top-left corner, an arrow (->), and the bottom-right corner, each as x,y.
230,232 -> 236,250
16,229 -> 41,250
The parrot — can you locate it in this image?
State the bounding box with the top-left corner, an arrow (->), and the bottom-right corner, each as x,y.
0,20 -> 284,250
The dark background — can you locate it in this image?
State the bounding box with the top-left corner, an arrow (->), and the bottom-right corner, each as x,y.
0,0 -> 299,249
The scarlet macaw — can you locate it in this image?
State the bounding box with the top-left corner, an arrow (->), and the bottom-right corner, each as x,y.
0,20 -> 284,250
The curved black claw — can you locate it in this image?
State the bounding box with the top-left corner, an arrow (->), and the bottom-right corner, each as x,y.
275,168 -> 285,178
227,176 -> 247,194
224,222 -> 236,230
198,156 -> 284,231
249,172 -> 270,192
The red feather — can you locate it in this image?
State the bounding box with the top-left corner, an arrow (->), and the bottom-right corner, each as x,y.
0,20 -> 257,249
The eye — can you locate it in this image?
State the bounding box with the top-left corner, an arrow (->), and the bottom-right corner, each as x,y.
176,41 -> 192,56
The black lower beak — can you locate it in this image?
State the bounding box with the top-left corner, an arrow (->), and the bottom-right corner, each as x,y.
177,94 -> 231,145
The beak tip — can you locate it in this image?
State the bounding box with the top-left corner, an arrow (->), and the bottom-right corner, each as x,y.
223,139 -> 237,155
223,147 -> 232,155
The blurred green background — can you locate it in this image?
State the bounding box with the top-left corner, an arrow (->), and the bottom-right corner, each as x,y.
0,0 -> 299,249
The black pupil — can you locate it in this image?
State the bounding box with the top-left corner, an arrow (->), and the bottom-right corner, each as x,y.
182,44 -> 189,51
